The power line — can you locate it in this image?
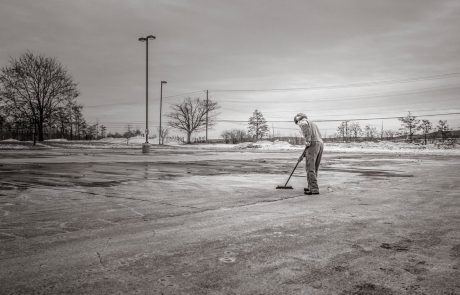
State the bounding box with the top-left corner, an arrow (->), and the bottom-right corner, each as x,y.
265,107 -> 459,119
220,85 -> 460,104
85,90 -> 205,108
314,112 -> 460,122
216,112 -> 460,123
85,73 -> 460,109
92,111 -> 460,126
163,90 -> 205,99
209,72 -> 460,93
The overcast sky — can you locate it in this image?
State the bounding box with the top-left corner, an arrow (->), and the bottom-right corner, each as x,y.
1,0 -> 459,137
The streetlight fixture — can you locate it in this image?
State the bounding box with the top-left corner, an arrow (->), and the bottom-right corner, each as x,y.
159,80 -> 167,145
138,34 -> 156,153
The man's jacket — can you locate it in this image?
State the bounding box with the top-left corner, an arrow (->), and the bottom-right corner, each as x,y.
298,119 -> 323,144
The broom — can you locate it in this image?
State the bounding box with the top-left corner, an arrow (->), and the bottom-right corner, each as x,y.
276,146 -> 308,189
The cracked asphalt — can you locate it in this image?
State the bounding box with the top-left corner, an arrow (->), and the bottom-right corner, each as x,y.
0,147 -> 459,294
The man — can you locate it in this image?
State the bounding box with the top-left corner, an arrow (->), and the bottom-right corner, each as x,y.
294,113 -> 324,195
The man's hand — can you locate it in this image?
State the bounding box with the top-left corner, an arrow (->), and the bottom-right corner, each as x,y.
298,154 -> 305,162
305,141 -> 311,148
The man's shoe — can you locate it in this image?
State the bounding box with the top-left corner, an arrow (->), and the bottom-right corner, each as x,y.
305,190 -> 319,195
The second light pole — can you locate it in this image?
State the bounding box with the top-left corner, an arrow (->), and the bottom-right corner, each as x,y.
159,80 -> 167,145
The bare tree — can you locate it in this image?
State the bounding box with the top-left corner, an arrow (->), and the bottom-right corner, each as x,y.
100,125 -> 107,138
167,97 -> 219,144
383,129 -> 397,141
71,104 -> 85,140
248,109 -> 269,141
398,111 -> 419,142
437,120 -> 450,141
419,119 -> 432,145
336,121 -> 352,142
348,121 -> 362,141
221,129 -> 247,144
221,130 -> 232,144
158,126 -> 169,145
234,129 -> 247,143
86,124 -> 97,140
0,52 -> 79,142
336,121 -> 345,142
364,124 -> 378,140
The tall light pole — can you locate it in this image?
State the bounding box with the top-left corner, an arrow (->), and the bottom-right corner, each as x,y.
205,89 -> 208,143
138,35 -> 156,153
159,80 -> 167,145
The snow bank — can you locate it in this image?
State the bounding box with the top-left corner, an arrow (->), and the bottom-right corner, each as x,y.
45,138 -> 68,142
0,144 -> 28,150
99,136 -> 156,144
325,141 -> 460,155
1,138 -> 20,142
184,140 -> 460,155
237,140 -> 298,150
176,140 -> 298,150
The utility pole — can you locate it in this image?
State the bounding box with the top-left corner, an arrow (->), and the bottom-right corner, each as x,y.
138,35 -> 156,153
205,90 -> 209,143
345,120 -> 348,143
159,80 -> 167,145
381,120 -> 384,140
96,121 -> 99,139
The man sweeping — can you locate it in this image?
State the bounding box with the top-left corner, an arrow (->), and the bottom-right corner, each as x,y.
294,113 -> 324,195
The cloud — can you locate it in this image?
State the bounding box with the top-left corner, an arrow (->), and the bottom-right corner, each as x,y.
0,0 -> 459,135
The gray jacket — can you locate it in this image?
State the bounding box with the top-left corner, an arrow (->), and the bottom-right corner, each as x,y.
298,119 -> 323,144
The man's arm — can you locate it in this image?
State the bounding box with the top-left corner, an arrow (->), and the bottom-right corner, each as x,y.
299,121 -> 312,147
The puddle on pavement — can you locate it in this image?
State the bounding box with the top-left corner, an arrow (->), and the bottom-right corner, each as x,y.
380,238 -> 412,251
323,167 -> 413,178
0,153 -> 416,194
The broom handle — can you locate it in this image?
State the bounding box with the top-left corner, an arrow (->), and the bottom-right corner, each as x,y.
283,146 -> 308,187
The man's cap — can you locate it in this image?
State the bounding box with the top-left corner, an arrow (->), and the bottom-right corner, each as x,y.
294,113 -> 308,124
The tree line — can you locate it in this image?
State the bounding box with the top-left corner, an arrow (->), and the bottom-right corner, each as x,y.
0,52 -> 100,143
335,112 -> 452,144
1,52 -> 456,146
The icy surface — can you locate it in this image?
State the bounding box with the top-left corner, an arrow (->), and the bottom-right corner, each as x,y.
1,138 -> 459,155
0,147 -> 458,294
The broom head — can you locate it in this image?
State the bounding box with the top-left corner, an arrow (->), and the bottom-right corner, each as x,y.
276,185 -> 293,189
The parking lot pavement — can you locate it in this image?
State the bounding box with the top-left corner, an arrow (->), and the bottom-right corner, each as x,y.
0,147 -> 459,294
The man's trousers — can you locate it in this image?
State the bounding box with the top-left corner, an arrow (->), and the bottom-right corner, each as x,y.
305,141 -> 324,193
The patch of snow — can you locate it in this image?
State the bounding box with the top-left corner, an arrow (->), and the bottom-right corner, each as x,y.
184,140 -> 460,155
0,144 -> 28,149
45,138 -> 68,142
325,141 -> 460,155
1,138 -> 20,142
237,140 -> 297,150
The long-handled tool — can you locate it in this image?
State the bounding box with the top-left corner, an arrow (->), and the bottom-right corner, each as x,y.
276,146 -> 308,189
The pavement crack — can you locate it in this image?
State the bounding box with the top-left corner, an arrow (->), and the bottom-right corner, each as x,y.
96,238 -> 111,268
96,251 -> 104,267
117,203 -> 145,217
232,194 -> 306,208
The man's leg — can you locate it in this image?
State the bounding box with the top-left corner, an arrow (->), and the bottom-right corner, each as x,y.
306,142 -> 321,194
315,142 -> 324,176
305,156 -> 311,192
